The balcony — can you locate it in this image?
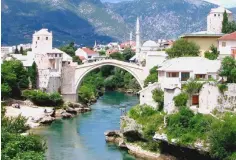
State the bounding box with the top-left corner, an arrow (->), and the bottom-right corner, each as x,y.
162,77 -> 181,89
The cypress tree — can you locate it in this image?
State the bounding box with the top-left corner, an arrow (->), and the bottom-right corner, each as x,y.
222,10 -> 229,33
29,62 -> 38,89
20,46 -> 24,54
15,46 -> 19,54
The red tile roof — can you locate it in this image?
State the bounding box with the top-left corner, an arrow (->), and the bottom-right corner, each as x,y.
82,47 -> 97,55
219,32 -> 236,41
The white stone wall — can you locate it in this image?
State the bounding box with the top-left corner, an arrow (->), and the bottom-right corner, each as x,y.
32,32 -> 52,53
164,88 -> 181,114
219,40 -> 236,59
199,83 -> 236,114
47,77 -> 61,93
139,82 -> 161,109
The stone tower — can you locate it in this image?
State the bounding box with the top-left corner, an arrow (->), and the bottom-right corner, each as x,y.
207,7 -> 233,34
32,28 -> 53,53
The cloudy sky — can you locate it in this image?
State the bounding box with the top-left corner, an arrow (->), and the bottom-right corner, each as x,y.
102,0 -> 236,8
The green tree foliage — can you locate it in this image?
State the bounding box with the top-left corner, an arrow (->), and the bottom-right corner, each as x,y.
204,45 -> 219,60
166,107 -> 214,145
110,52 -> 124,61
28,62 -> 38,89
99,50 -> 106,56
1,106 -> 45,160
166,39 -> 200,58
22,90 -> 63,107
144,66 -> 158,87
122,48 -> 135,61
183,79 -> 203,95
152,89 -> 164,111
219,57 -> 236,83
78,84 -> 96,104
1,60 -> 29,98
173,92 -> 188,107
209,114 -> 236,160
60,42 -> 82,64
222,10 -> 236,33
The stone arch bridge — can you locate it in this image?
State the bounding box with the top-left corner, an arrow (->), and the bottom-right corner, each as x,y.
61,59 -> 149,102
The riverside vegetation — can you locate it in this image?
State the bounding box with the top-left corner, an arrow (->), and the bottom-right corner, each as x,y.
126,105 -> 236,160
1,106 -> 46,160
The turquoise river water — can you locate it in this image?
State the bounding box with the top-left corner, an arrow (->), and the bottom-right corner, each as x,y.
32,91 -> 140,160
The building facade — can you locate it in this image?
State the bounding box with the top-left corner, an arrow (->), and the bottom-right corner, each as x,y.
218,32 -> 236,59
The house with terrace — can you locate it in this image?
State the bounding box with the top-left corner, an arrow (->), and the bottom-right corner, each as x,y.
157,57 -> 221,113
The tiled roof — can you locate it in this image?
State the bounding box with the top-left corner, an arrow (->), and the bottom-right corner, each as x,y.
219,32 -> 236,41
81,47 -> 97,55
79,56 -> 85,61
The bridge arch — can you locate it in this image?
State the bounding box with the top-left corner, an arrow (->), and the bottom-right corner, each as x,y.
61,59 -> 149,102
75,60 -> 145,92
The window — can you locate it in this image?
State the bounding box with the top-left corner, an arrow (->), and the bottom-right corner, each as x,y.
88,56 -> 92,58
218,14 -> 220,17
59,54 -> 62,57
55,54 -> 57,57
37,37 -> 40,40
167,72 -> 179,78
214,14 -> 216,17
46,37 -> 48,40
181,72 -> 190,81
195,74 -> 206,79
222,42 -> 226,47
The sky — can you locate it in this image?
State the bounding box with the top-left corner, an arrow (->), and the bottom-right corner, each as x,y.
101,0 -> 236,8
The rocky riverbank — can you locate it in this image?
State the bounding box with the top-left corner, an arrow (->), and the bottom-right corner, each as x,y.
4,99 -> 91,128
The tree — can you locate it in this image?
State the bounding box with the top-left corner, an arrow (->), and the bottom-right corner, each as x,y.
174,92 -> 189,107
28,62 -> 38,89
1,60 -> 29,98
109,52 -> 124,61
222,10 -> 236,33
219,57 -> 236,83
15,46 -> 19,54
59,42 -> 76,57
72,56 -> 82,65
204,45 -> 219,60
152,89 -> 164,110
123,48 -> 135,61
99,50 -> 106,56
166,39 -> 200,58
20,47 -> 24,54
222,10 -> 229,33
144,66 -> 158,87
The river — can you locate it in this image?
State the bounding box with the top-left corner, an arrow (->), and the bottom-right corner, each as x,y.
32,91 -> 139,160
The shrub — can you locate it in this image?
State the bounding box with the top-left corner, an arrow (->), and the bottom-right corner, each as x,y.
144,66 -> 158,87
152,89 -> 164,111
209,114 -> 236,160
174,92 -> 188,107
218,84 -> 228,93
22,90 -> 63,107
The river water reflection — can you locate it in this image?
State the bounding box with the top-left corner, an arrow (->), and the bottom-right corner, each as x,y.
32,91 -> 139,160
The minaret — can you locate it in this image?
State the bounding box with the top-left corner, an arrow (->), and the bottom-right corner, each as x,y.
136,17 -> 141,61
130,32 -> 133,45
94,40 -> 97,48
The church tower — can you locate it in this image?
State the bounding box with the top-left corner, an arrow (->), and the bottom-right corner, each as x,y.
136,17 -> 141,61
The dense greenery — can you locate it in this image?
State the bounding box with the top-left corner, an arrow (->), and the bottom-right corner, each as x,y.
166,39 -> 200,58
209,113 -> 236,160
204,45 -> 219,60
128,104 -> 236,159
109,52 -> 124,61
173,92 -> 188,107
218,84 -> 228,93
59,42 -> 82,65
219,57 -> 236,83
1,60 -> 29,99
166,107 -> 214,145
122,48 -> 135,61
144,66 -> 158,87
22,90 -> 63,107
222,10 -> 236,34
1,107 -> 45,160
182,79 -> 203,95
152,89 -> 164,111
78,67 -> 140,103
